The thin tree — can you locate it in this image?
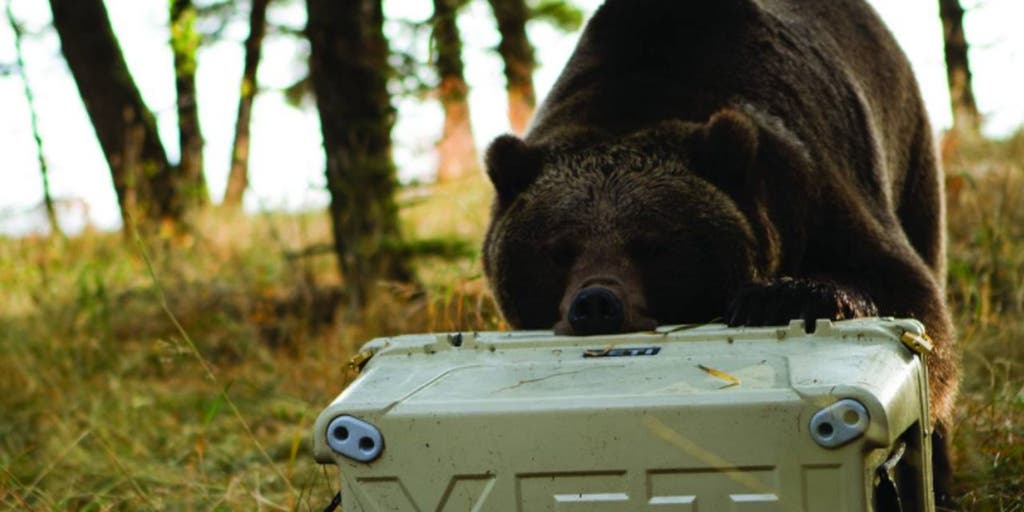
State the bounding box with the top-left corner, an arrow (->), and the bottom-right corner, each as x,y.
487,0 -> 535,135
6,0 -> 61,236
48,0 -> 179,231
223,0 -> 271,210
431,0 -> 479,182
305,0 -> 413,307
938,0 -> 981,137
487,0 -> 582,135
171,0 -> 209,208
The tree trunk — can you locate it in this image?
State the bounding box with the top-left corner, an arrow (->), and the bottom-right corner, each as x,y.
171,0 -> 208,209
938,0 -> 980,137
49,0 -> 177,231
305,0 -> 413,307
7,1 -> 61,236
432,0 -> 479,182
487,0 -> 536,135
223,0 -> 271,210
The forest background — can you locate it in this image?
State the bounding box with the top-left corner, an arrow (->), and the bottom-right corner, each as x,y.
0,0 -> 1022,509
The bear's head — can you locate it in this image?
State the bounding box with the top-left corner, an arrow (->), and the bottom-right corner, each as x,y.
483,109 -> 776,335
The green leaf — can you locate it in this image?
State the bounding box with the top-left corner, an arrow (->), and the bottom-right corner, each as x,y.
529,0 -> 583,32
203,384 -> 231,428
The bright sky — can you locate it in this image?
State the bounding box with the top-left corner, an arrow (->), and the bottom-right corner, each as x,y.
0,0 -> 1022,234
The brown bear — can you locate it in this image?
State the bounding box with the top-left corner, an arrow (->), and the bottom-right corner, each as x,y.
482,0 -> 960,507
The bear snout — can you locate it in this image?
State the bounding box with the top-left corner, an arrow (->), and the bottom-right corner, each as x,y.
554,274 -> 659,336
567,286 -> 625,335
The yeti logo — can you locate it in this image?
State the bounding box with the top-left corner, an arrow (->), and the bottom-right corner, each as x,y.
583,346 -> 661,358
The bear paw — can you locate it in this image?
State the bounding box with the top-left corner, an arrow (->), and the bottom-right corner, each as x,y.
726,277 -> 878,332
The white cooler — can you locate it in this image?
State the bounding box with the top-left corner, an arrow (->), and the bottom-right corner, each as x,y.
313,318 -> 935,511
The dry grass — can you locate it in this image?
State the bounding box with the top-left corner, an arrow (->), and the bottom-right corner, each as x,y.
945,131 -> 1024,510
0,135 -> 1022,510
0,175 -> 501,510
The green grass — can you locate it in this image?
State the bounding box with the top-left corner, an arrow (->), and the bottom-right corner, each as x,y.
1,138 -> 1022,510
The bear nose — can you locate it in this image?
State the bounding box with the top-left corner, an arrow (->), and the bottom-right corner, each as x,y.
568,287 -> 625,335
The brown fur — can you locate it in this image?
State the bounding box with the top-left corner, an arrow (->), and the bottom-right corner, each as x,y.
483,0 -> 960,505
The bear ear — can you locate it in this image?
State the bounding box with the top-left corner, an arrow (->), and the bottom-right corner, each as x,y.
485,135 -> 543,204
695,109 -> 760,192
